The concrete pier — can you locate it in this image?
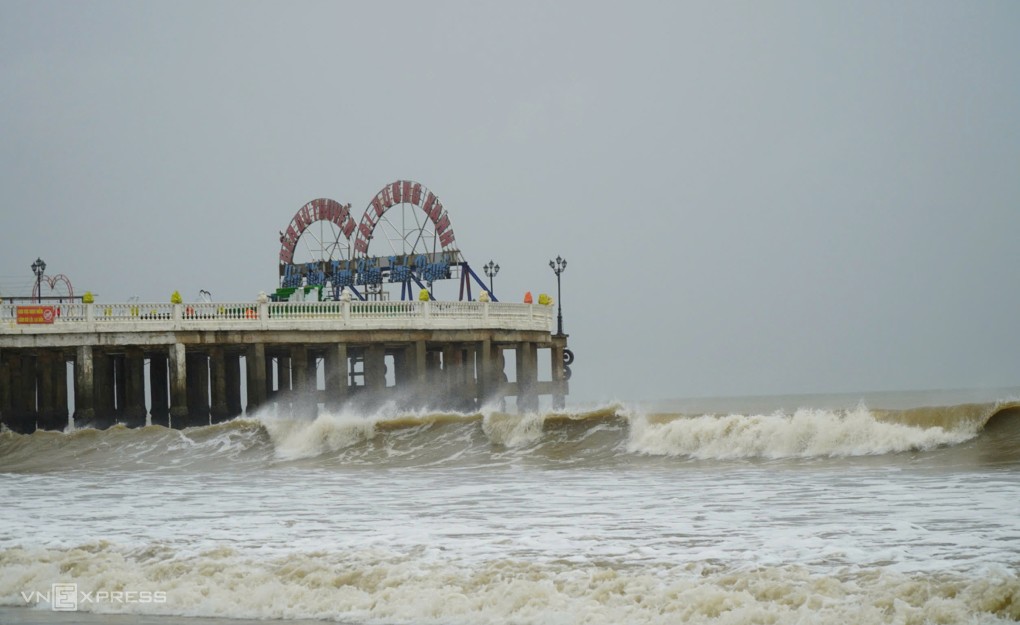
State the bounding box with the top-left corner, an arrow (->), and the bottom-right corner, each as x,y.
0,299 -> 568,432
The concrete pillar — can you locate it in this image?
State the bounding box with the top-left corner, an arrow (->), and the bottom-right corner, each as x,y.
37,351 -> 69,431
21,353 -> 38,432
516,342 -> 538,413
225,351 -> 242,418
0,350 -> 10,431
324,343 -> 348,410
265,352 -> 277,399
280,355 -> 292,392
291,346 -> 309,394
426,349 -> 442,399
365,344 -> 386,394
4,352 -> 30,433
415,340 -> 427,389
290,345 -> 315,418
36,351 -> 58,430
74,345 -> 95,426
276,353 -> 292,414
462,344 -> 477,410
446,343 -> 475,411
210,347 -> 229,424
442,343 -> 468,410
168,343 -> 189,428
186,352 -> 210,427
53,352 -> 69,429
393,348 -> 408,388
245,343 -> 267,414
551,343 -> 566,410
113,354 -> 127,420
478,339 -> 495,405
122,348 -> 146,427
93,351 -> 115,429
149,353 -> 170,427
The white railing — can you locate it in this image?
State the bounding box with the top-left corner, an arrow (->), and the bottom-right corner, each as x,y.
0,300 -> 555,335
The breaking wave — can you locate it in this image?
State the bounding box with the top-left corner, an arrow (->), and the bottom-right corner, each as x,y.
2,400 -> 1018,472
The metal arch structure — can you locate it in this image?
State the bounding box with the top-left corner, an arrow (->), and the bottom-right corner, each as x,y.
353,180 -> 458,257
278,198 -> 356,266
274,181 -> 495,302
31,274 -> 74,301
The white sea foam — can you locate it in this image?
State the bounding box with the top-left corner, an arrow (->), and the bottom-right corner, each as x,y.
626,405 -> 980,459
1,544 -> 1017,624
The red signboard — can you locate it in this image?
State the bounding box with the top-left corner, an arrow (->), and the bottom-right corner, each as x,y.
17,306 -> 56,324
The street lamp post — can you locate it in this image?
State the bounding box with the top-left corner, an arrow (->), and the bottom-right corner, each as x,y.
31,257 -> 46,303
549,255 -> 567,335
483,260 -> 500,294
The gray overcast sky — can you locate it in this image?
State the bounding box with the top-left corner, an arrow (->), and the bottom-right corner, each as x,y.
2,1 -> 1018,403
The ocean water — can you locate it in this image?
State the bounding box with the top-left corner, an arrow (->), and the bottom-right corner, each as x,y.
1,389 -> 1019,625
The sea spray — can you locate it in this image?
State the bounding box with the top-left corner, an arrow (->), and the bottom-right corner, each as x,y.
258,411 -> 376,460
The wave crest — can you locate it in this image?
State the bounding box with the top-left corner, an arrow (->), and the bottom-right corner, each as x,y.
627,404 -> 982,459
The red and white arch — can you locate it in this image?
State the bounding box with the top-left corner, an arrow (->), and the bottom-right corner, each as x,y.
353,180 -> 458,256
278,198 -> 356,264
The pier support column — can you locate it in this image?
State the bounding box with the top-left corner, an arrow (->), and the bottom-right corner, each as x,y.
324,343 -> 348,411
245,343 -> 267,414
516,342 -> 538,413
74,346 -> 95,426
225,350 -> 242,418
291,346 -> 309,394
210,347 -> 229,424
186,352 -> 210,427
149,353 -> 170,427
463,344 -> 478,411
478,339 -> 497,406
113,354 -> 127,422
442,343 -> 474,411
122,348 -> 146,427
54,352 -> 69,429
168,343 -> 189,429
426,349 -> 442,399
441,344 -> 460,409
36,351 -> 58,430
265,352 -> 278,402
93,351 -> 114,429
551,343 -> 566,410
290,345 -> 315,418
5,353 -> 30,433
38,351 -> 68,431
365,344 -> 386,396
415,341 -> 427,391
389,344 -> 413,410
20,354 -> 38,433
0,349 -> 11,431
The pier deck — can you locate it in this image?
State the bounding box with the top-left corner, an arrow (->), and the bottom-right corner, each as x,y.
0,300 -> 568,432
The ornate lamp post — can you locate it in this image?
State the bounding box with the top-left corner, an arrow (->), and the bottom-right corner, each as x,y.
31,257 -> 46,303
483,260 -> 500,294
548,255 -> 567,335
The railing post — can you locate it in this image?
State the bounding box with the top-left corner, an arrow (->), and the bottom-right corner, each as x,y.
86,303 -> 95,329
173,303 -> 182,330
483,301 -> 489,323
423,301 -> 431,322
342,300 -> 350,323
